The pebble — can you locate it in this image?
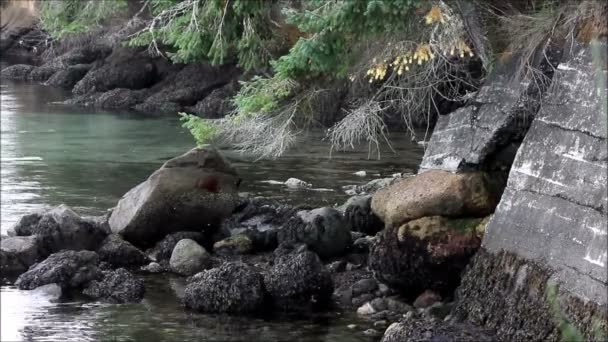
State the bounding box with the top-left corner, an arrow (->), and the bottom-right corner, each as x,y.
356,302 -> 376,316
363,329 -> 380,337
373,320 -> 388,328
354,171 -> 367,177
284,178 -> 312,188
347,324 -> 358,329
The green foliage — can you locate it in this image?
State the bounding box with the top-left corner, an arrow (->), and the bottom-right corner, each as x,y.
232,77 -> 297,117
128,0 -> 277,68
39,0 -> 127,38
179,112 -> 218,146
546,284 -> 593,342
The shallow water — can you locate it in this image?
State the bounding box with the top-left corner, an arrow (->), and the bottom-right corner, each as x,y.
0,70 -> 424,341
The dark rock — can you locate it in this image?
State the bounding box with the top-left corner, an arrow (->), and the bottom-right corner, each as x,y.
13,205 -> 109,254
15,250 -> 101,290
371,171 -> 500,228
0,64 -> 34,79
45,64 -> 91,89
187,81 -> 238,118
95,88 -> 149,109
213,234 -> 253,255
83,268 -> 145,303
277,207 -> 351,259
184,262 -> 265,313
352,278 -> 378,297
28,64 -> 59,82
264,250 -> 333,311
426,302 -> 453,320
327,260 -> 347,273
386,297 -> 413,313
370,297 -> 388,311
169,239 -> 211,276
332,287 -> 353,306
147,231 -> 206,262
414,290 -> 442,309
353,236 -> 376,253
343,195 -> 383,235
97,234 -> 148,268
0,235 -> 44,276
108,147 -> 240,247
369,216 -> 482,294
381,319 -> 496,342
352,293 -> 375,308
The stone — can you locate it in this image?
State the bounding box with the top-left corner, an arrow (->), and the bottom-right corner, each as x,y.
426,302 -> 453,320
97,234 -> 149,268
94,88 -> 150,109
147,231 -> 206,262
353,236 -> 376,253
369,216 -> 482,293
12,205 -> 109,254
332,287 -> 353,307
109,147 -> 240,247
347,324 -> 357,329
327,260 -> 346,273
284,178 -> 312,189
213,234 -> 253,255
371,170 -> 499,228
352,293 -> 375,308
381,319 -> 495,342
357,302 -> 376,316
45,64 -> 91,89
187,81 -> 238,118
82,268 -> 145,303
0,64 -> 34,79
277,207 -> 351,259
0,235 -> 44,276
370,297 -> 388,311
386,297 -> 413,313
184,262 -> 265,313
264,250 -> 333,311
352,278 -> 378,297
374,320 -> 388,328
413,290 -> 442,309
141,262 -> 164,273
343,195 -> 383,235
169,239 -> 211,276
354,171 -> 366,177
15,250 -> 101,290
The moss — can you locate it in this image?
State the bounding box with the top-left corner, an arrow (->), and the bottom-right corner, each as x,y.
399,216 -> 483,241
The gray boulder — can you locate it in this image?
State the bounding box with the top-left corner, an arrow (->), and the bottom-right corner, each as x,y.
0,64 -> 34,79
82,268 -> 145,303
264,250 -> 333,311
97,234 -> 148,268
12,205 -> 109,253
146,231 -> 206,262
169,239 -> 211,276
277,207 -> 351,258
15,250 -> 102,290
184,262 -> 265,313
109,147 -> 240,247
45,64 -> 91,90
0,235 -> 44,276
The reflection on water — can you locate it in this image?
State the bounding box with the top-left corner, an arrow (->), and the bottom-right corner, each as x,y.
0,73 -> 424,341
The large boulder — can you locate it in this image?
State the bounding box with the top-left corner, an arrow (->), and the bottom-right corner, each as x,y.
371,170 -> 500,228
0,235 -> 44,276
0,64 -> 34,79
82,268 -> 145,303
108,147 -> 240,247
94,88 -> 150,109
97,234 -> 148,268
184,262 -> 265,313
277,207 -> 351,259
146,231 -> 206,262
15,250 -> 102,290
369,216 -> 483,294
169,239 -> 211,276
264,250 -> 333,311
45,64 -> 91,90
12,205 -> 109,253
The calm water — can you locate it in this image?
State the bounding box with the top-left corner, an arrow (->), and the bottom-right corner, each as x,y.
0,71 -> 424,341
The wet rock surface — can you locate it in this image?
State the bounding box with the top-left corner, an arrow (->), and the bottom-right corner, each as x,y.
184,262 -> 265,313
97,234 -> 149,269
82,268 -> 145,303
0,235 -> 44,276
15,250 -> 102,290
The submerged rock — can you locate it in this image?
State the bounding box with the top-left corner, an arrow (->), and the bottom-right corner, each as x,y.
0,235 -> 44,276
369,216 -> 482,294
169,239 -> 211,276
82,268 -> 145,303
109,147 -> 240,247
277,207 -> 351,259
97,234 -> 149,268
15,250 -> 101,290
12,205 -> 109,254
184,262 -> 265,314
264,250 -> 333,311
371,170 -> 499,228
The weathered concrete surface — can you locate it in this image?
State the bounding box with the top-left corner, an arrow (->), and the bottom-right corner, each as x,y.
420,47 -> 562,172
455,38 -> 607,340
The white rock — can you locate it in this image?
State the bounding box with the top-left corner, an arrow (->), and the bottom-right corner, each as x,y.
285,178 -> 312,189
353,171 -> 367,177
347,324 -> 357,329
391,173 -> 402,178
357,302 -> 376,316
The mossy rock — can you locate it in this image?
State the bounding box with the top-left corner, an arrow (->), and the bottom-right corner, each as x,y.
398,216 -> 482,241
213,234 -> 253,255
